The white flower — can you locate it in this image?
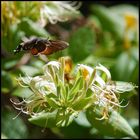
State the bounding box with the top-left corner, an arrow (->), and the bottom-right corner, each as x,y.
12,58 -> 137,122
40,1 -> 81,26
76,64 -> 109,87
95,64 -> 111,81
34,78 -> 57,95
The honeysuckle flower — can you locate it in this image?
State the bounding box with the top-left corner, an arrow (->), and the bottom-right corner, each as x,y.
124,12 -> 138,30
63,56 -> 73,74
123,11 -> 138,49
76,64 -> 94,82
11,57 -> 137,126
2,1 -> 81,35
40,1 -> 81,26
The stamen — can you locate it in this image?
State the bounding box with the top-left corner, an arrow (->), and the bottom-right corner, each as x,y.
12,110 -> 22,120
10,98 -> 25,105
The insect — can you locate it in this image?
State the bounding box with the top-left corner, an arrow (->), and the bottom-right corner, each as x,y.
14,37 -> 69,55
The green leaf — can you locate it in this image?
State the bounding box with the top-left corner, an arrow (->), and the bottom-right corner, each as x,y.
18,18 -> 49,37
2,24 -> 25,52
69,26 -> 95,62
46,96 -> 60,109
2,108 -> 28,139
74,112 -> 91,127
69,76 -> 83,98
72,97 -> 93,111
20,65 -> 41,76
30,59 -> 45,69
100,31 -> 115,49
82,55 -> 116,68
86,108 -> 138,138
56,110 -> 75,127
58,80 -> 67,101
91,5 -> 125,40
4,60 -> 18,70
111,48 -> 139,83
12,87 -> 33,98
1,70 -> 16,93
28,110 -> 57,128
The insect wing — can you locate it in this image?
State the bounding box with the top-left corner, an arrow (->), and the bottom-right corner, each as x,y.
49,40 -> 69,51
39,40 -> 69,55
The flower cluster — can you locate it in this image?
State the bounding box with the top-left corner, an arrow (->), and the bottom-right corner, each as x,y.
2,1 -> 81,30
40,1 -> 81,26
11,57 -> 137,127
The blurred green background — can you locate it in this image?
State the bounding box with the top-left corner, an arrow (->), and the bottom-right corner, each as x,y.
1,1 -> 139,139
